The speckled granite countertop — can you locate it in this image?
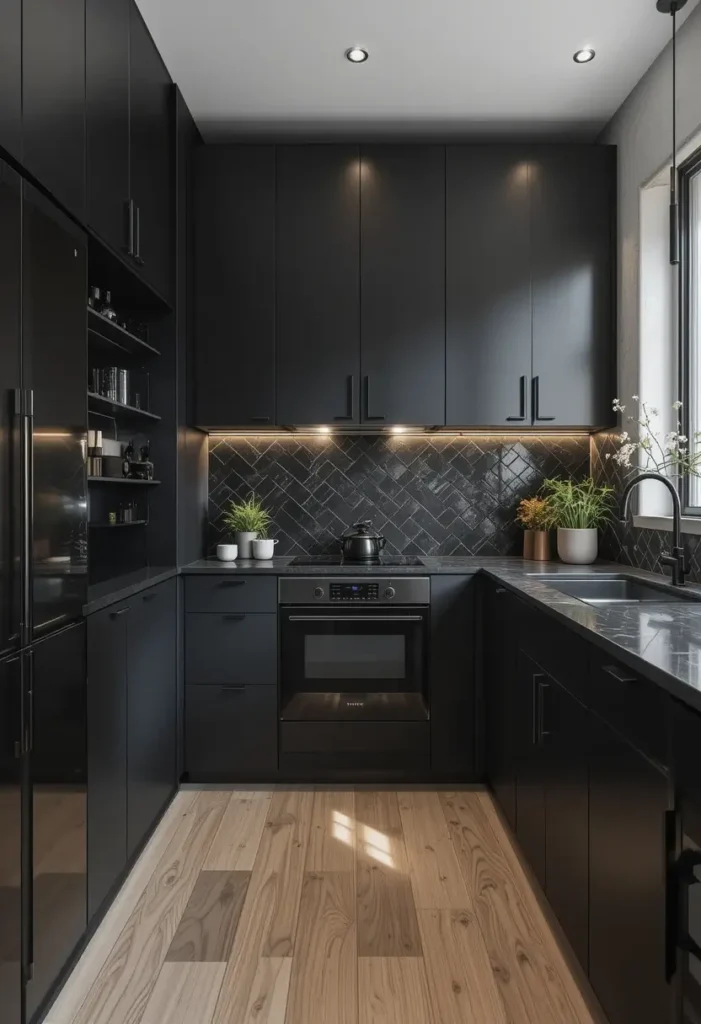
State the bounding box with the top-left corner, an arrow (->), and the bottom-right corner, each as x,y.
182,556 -> 701,713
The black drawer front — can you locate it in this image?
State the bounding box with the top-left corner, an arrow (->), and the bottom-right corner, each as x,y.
279,721 -> 430,771
185,684 -> 277,777
519,602 -> 590,706
186,613 -> 277,686
185,575 -> 277,614
589,652 -> 668,768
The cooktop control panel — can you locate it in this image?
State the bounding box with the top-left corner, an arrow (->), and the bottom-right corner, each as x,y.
279,577 -> 430,606
330,582 -> 379,601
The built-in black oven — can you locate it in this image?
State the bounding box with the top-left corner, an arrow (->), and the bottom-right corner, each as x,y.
278,577 -> 430,723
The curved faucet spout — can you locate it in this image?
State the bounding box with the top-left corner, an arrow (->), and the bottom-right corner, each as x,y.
619,472 -> 687,586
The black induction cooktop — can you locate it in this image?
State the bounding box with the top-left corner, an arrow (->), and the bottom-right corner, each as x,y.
288,554 -> 425,568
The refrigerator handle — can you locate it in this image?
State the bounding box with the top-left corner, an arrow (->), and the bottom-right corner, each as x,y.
10,390 -> 23,646
19,390 -> 33,647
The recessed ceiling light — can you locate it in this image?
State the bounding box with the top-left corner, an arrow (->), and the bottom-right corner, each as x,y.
345,47 -> 369,63
573,48 -> 596,63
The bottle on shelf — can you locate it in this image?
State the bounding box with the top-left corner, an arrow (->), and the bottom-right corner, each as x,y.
101,290 -> 117,321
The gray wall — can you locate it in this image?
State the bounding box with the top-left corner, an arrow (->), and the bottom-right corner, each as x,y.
599,2 -> 701,404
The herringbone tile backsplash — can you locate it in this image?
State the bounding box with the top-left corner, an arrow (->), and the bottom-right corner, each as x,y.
208,434 -> 590,557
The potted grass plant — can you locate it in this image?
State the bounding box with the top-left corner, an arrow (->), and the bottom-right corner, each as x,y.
515,496 -> 552,561
221,493 -> 273,560
541,477 -> 615,565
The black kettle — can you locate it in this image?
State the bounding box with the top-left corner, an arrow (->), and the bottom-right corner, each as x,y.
340,520 -> 387,561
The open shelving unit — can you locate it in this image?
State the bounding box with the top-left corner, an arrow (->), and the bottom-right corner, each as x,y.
88,306 -> 162,357
88,391 -> 162,422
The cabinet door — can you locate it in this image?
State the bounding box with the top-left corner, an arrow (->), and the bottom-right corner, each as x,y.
126,580 -> 176,859
129,3 -> 172,300
360,145 -> 445,426
186,684 -> 278,779
0,654 -> 21,1024
544,679 -> 589,970
0,0 -> 21,162
589,716 -> 672,1024
484,583 -> 517,828
87,606 -> 128,920
277,145 -> 361,425
194,146 -> 275,428
515,649 -> 546,888
531,146 -> 615,427
23,0 -> 86,220
86,0 -> 130,255
446,147 -> 532,426
27,624 -> 87,1021
430,575 -> 475,775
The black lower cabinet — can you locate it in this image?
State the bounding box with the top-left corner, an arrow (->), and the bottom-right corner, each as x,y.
483,583 -> 518,829
87,604 -> 128,920
126,579 -> 177,859
588,714 -> 671,1024
186,684 -> 277,778
514,649 -> 547,888
430,576 -> 475,775
0,654 -> 21,1024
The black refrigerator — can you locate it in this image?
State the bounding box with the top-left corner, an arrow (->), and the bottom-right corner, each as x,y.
0,160 -> 88,1023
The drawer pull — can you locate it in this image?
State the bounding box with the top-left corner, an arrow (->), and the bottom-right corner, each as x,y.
110,607 -> 129,618
602,664 -> 638,685
223,614 -> 246,621
219,685 -> 245,694
218,580 -> 246,587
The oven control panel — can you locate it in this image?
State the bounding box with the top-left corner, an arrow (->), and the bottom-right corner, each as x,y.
330,582 -> 379,602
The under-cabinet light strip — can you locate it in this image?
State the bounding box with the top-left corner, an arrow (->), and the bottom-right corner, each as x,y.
207,430 -> 592,440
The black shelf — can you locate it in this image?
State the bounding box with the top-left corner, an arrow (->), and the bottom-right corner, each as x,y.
88,391 -> 161,422
89,520 -> 148,528
88,307 -> 161,357
88,477 -> 161,486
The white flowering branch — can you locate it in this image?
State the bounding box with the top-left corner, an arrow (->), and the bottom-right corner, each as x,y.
607,397 -> 701,478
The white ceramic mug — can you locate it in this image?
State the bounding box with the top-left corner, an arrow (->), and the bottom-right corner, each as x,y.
252,538 -> 278,560
216,543 -> 238,562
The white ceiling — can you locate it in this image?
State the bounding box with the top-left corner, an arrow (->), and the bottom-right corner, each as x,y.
137,0 -> 698,140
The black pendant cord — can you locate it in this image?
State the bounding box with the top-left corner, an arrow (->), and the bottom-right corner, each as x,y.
670,0 -> 679,265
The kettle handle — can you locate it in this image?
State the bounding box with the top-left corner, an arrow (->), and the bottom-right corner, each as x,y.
379,537 -> 386,550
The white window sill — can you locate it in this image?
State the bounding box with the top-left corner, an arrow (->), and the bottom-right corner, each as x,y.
633,514 -> 701,535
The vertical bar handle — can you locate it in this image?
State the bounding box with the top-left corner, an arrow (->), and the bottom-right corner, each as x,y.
125,199 -> 135,256
134,206 -> 144,265
538,678 -> 550,742
506,376 -> 528,421
532,376 -> 555,422
19,390 -> 33,647
334,376 -> 356,421
364,376 -> 385,421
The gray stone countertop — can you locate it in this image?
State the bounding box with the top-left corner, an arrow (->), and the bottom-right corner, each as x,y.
181,555 -> 701,713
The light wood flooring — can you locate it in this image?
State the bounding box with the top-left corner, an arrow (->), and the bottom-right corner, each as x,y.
46,788 -> 604,1024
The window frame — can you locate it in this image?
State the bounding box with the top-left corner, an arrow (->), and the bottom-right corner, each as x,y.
679,144 -> 701,515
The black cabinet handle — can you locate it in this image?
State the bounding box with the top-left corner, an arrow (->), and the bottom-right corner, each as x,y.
218,580 -> 246,587
665,810 -> 680,981
125,199 -> 135,256
506,375 -> 528,422
495,587 -> 507,594
532,672 -> 543,745
223,614 -> 246,621
334,376 -> 355,421
134,206 -> 144,265
364,376 -> 385,421
538,679 -> 550,742
532,376 -> 555,422
250,416 -> 270,424
110,607 -> 130,618
219,685 -> 245,694
142,592 -> 157,602
602,663 -> 638,685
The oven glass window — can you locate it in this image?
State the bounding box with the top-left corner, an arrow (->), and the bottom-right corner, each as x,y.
304,634 -> 405,680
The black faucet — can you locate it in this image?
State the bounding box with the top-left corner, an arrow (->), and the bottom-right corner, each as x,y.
620,472 -> 688,586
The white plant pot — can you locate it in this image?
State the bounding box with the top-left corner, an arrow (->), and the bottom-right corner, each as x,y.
235,531 -> 258,559
252,538 -> 278,560
216,543 -> 238,562
557,528 -> 598,565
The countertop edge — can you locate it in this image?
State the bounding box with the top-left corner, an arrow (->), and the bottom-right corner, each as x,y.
84,567 -> 178,616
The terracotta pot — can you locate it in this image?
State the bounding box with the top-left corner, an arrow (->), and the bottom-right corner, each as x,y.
523,531 -> 535,559
532,530 -> 551,561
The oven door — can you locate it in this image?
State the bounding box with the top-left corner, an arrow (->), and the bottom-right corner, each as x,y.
679,818 -> 701,1024
279,605 -> 429,722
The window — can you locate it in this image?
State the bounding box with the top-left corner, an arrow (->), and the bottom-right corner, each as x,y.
681,147 -> 701,511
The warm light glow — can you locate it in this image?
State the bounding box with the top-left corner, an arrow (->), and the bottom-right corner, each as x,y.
317,426 -> 331,434
345,47 -> 368,63
390,426 -> 406,434
331,810 -> 356,848
573,48 -> 595,63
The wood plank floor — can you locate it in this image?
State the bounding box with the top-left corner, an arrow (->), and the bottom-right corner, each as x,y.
46,788 -> 604,1024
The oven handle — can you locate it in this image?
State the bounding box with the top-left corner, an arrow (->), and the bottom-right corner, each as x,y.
287,615 -> 425,623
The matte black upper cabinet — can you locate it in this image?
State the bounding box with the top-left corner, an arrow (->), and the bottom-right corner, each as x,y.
86,0 -> 130,258
0,0 -> 21,162
276,145 -> 361,425
129,4 -> 173,300
194,146 -> 275,428
447,144 -> 615,429
23,0 -> 86,221
447,147 -> 532,426
360,146 -> 446,426
530,146 -> 615,427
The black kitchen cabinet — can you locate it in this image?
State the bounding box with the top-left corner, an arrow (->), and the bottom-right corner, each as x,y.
483,582 -> 517,829
0,0 -> 21,162
87,604 -> 128,920
446,147 -> 532,426
186,613 -> 277,687
277,145 -> 360,425
126,579 -> 177,859
514,649 -> 547,888
588,713 -> 671,1024
23,0 -> 86,221
86,0 -> 130,256
186,684 -> 278,778
360,145 -> 446,425
530,146 -> 615,427
194,146 -> 275,428
430,576 -> 476,776
129,4 -> 173,300
0,654 -> 21,1024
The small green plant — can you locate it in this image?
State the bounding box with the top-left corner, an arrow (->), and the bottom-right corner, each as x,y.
540,478 -> 615,530
222,493 -> 272,538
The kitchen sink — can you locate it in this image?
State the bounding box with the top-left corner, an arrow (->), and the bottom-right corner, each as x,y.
525,573 -> 699,605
